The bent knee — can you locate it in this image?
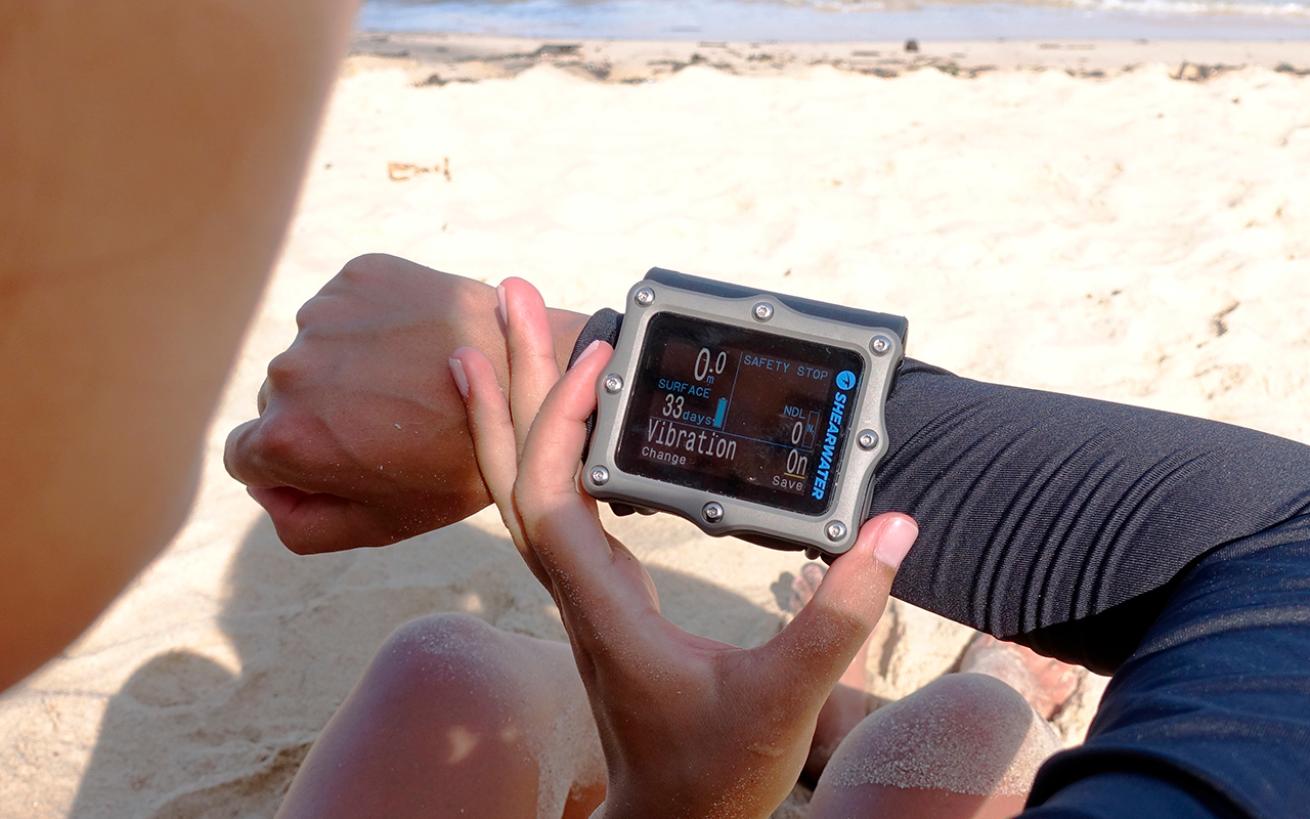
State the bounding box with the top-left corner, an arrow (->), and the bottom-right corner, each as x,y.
820,672 -> 1060,797
370,613 -> 515,697
920,672 -> 1038,728
386,612 -> 498,653
904,673 -> 1059,761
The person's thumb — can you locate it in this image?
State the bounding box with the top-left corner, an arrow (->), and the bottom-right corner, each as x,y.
760,513 -> 919,699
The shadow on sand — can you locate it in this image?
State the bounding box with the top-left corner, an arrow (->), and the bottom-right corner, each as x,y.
69,516 -> 803,818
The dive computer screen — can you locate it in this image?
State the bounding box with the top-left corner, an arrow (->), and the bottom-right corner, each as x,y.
614,312 -> 864,515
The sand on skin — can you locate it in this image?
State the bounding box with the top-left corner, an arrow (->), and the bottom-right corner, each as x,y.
2,36 -> 1308,818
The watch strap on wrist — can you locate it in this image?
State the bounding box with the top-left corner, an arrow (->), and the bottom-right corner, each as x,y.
565,270 -> 909,366
567,307 -> 637,516
566,307 -> 623,368
645,267 -> 908,347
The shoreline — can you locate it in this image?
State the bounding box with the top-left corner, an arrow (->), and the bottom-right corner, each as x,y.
357,0 -> 1310,43
351,31 -> 1310,83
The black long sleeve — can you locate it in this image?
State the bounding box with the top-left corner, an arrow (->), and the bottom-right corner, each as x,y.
875,358 -> 1310,673
872,359 -> 1310,817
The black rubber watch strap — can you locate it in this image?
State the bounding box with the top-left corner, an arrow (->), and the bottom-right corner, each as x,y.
567,307 -> 623,367
645,267 -> 908,347
565,271 -> 908,364
566,307 -> 635,516
567,306 -> 623,448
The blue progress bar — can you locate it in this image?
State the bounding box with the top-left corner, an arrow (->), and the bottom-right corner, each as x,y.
713,397 -> 727,429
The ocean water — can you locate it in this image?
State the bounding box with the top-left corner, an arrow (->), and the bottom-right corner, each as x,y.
359,0 -> 1310,40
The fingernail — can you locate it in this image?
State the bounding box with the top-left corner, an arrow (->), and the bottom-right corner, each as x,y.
873,516 -> 918,570
496,284 -> 509,327
448,357 -> 470,399
575,339 -> 604,365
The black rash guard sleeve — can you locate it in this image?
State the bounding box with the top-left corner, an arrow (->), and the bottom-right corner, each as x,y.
873,359 -> 1310,674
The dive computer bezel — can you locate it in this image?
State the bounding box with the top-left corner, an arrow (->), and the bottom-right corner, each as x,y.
581,269 -> 905,556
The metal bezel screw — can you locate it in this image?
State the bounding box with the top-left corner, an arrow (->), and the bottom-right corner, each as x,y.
702,502 -> 725,523
752,302 -> 775,322
825,521 -> 848,542
603,374 -> 624,394
589,466 -> 610,486
634,287 -> 656,307
857,429 -> 879,450
871,335 -> 893,356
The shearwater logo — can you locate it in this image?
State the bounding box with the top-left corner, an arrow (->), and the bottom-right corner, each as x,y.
812,369 -> 858,501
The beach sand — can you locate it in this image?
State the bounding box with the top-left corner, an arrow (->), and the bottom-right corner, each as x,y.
3,33 -> 1308,818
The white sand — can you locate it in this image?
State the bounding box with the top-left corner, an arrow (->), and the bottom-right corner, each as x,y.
3,35 -> 1308,818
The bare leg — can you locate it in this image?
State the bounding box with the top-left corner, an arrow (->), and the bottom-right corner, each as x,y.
960,633 -> 1082,720
808,673 -> 1061,818
278,613 -> 605,819
809,638 -> 1079,819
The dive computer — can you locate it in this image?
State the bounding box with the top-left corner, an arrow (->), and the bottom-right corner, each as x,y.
572,268 -> 907,558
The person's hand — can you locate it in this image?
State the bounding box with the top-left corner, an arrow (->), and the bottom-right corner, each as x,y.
452,278 -> 919,818
224,254 -> 585,554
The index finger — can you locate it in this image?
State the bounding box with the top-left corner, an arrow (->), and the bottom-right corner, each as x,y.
511,340 -> 636,598
499,278 -> 562,456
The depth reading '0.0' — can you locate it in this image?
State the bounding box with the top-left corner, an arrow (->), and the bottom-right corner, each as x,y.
614,313 -> 864,516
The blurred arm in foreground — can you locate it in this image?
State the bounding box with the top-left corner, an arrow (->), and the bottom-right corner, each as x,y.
0,0 -> 358,690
